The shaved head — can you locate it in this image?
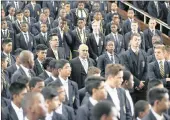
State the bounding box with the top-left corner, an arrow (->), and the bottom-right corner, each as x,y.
78,44 -> 89,59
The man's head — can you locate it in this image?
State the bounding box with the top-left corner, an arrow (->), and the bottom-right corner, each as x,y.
93,11 -> 102,21
77,1 -> 85,9
29,77 -> 45,92
111,2 -> 118,11
8,6 -> 15,16
85,76 -> 107,101
149,18 -> 157,30
49,33 -> 59,49
78,44 -> 89,59
48,81 -> 66,102
36,44 -> 48,61
24,8 -> 30,17
92,101 -> 118,120
152,35 -> 162,45
57,59 -> 72,78
14,48 -> 23,64
19,50 -> 34,69
105,64 -> 124,88
43,7 -> 50,17
64,2 -> 71,13
39,12 -> 47,23
16,75 -> 30,92
9,82 -> 27,107
131,21 -> 138,33
21,92 -> 47,120
58,18 -> 67,30
20,22 -> 29,32
42,57 -> 54,71
2,38 -> 13,53
59,8 -> 67,18
127,8 -> 134,19
147,88 -> 169,113
135,100 -> 150,119
40,23 -> 48,33
106,40 -> 115,54
92,21 -> 100,33
92,2 -> 100,11
77,18 -> 85,29
87,66 -> 101,77
129,33 -> 141,49
112,14 -> 120,24
111,23 -> 118,33
147,80 -> 164,91
154,45 -> 166,60
122,70 -> 134,89
41,87 -> 60,111
49,60 -> 59,77
1,19 -> 8,30
15,9 -> 23,21
1,54 -> 8,70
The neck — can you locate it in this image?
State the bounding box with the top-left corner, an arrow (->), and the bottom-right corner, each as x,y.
27,114 -> 39,120
108,51 -> 113,55
48,108 -> 53,114
37,58 -> 43,62
4,51 -> 10,54
121,84 -> 128,90
16,61 -> 20,65
13,100 -> 21,108
153,106 -> 163,116
131,46 -> 139,50
21,64 -> 29,69
105,80 -> 116,88
92,95 -> 100,102
60,75 -> 67,80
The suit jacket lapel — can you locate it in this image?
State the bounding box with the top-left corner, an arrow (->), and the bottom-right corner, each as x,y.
129,49 -> 138,66
9,105 -> 19,120
68,80 -> 73,104
77,57 -> 87,75
19,67 -> 27,76
105,53 -> 112,64
98,33 -> 103,54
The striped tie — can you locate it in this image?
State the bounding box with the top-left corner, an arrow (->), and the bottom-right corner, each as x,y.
159,61 -> 164,77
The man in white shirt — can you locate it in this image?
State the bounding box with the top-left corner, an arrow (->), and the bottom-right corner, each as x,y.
76,76 -> 107,120
142,88 -> 170,120
135,100 -> 150,120
105,64 -> 132,120
2,82 -> 27,120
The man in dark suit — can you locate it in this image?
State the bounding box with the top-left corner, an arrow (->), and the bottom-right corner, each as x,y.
97,40 -> 120,77
86,21 -> 105,61
43,7 -> 54,30
55,59 -> 80,110
161,1 -> 170,23
51,19 -> 72,60
135,100 -> 150,120
147,1 -> 164,21
15,22 -> 36,52
46,33 -> 66,60
11,50 -> 36,83
44,60 -> 58,86
29,77 -> 45,92
70,44 -> 95,89
2,82 -> 27,120
76,76 -> 107,120
124,21 -> 145,51
39,57 -> 54,80
142,88 -> 170,120
120,33 -> 148,102
34,44 -> 48,76
25,0 -> 41,21
23,8 -> 36,26
143,18 -> 163,52
105,23 -> 125,54
148,45 -> 170,87
71,18 -> 90,58
6,48 -> 23,80
41,87 -> 66,120
48,81 -> 75,120
6,6 -> 16,23
1,39 -> 15,66
105,64 -> 132,120
6,1 -> 25,11
122,8 -> 135,35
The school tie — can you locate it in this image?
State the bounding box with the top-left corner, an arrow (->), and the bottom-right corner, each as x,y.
110,55 -> 115,63
81,9 -> 83,18
7,54 -> 11,65
24,33 -> 29,44
160,61 -> 164,77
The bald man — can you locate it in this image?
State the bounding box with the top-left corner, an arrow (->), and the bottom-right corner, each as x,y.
11,50 -> 36,84
21,92 -> 47,120
70,44 -> 95,89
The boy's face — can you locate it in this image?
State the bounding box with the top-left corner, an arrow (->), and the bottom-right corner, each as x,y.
3,42 -> 13,53
1,58 -> 8,70
48,96 -> 61,111
37,50 -> 47,61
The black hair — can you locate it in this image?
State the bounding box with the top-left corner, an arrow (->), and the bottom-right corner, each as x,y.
15,9 -> 23,15
36,44 -> 48,52
29,77 -> 44,88
14,48 -> 23,56
56,59 -> 69,69
85,76 -> 105,96
49,60 -> 58,69
147,88 -> 169,106
16,75 -> 30,85
9,82 -> 27,97
49,33 -> 58,41
42,57 -> 54,70
2,38 -> 12,45
135,100 -> 149,118
122,70 -> 132,84
1,54 -> 7,62
41,87 -> 58,100
147,80 -> 163,90
43,7 -> 49,11
92,100 -> 114,120
47,80 -> 63,90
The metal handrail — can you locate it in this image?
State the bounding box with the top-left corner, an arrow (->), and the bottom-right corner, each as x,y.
122,1 -> 170,31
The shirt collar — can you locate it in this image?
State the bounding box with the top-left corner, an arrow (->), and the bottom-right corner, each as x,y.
107,51 -> 114,57
151,108 -> 164,120
51,75 -> 57,81
45,70 -> 52,77
22,32 -> 28,35
157,59 -> 165,64
46,111 -> 53,119
89,97 -> 98,106
131,47 -> 139,53
20,64 -> 30,73
79,57 -> 87,62
11,101 -> 23,113
55,103 -> 63,114
59,76 -> 68,84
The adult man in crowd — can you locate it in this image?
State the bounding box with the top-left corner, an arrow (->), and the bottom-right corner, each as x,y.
29,77 -> 45,92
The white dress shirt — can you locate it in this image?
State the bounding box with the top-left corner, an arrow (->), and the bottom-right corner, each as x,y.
59,76 -> 69,99
59,27 -> 64,39
52,49 -> 59,60
125,90 -> 134,116
157,60 -> 165,70
45,70 -> 52,77
93,32 -> 100,45
77,9 -> 87,18
151,108 -> 164,120
136,117 -> 141,120
51,75 -> 57,81
107,52 -> 115,63
11,102 -> 24,120
45,111 -> 53,120
89,97 -> 98,106
16,64 -> 20,69
78,28 -> 85,43
20,64 -> 31,77
22,32 -> 29,44
79,57 -> 88,73
55,103 -> 63,114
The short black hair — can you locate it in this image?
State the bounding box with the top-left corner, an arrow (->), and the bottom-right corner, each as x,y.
16,75 -> 30,85
9,82 -> 27,97
85,76 -> 105,96
36,44 -> 48,52
47,80 -> 63,90
135,100 -> 149,118
49,60 -> 58,69
147,80 -> 163,90
29,77 -> 44,88
42,57 -> 54,70
49,33 -> 58,41
15,9 -> 23,15
14,48 -> 23,56
56,59 -> 69,69
147,88 -> 169,106
41,87 -> 58,100
43,7 -> 49,11
77,17 -> 85,21
1,54 -> 7,62
92,100 -> 114,120
2,38 -> 12,45
122,70 -> 132,84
